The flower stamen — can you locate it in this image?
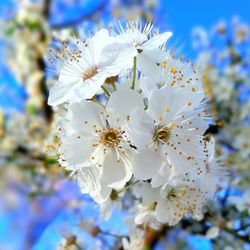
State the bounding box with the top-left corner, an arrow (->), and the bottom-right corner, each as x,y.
153,125 -> 171,145
99,128 -> 122,149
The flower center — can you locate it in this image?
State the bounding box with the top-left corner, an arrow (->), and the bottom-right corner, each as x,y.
153,125 -> 171,144
99,128 -> 122,149
82,66 -> 97,81
167,188 -> 177,201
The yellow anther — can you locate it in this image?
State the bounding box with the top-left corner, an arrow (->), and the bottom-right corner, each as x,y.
161,61 -> 167,68
170,67 -> 177,74
169,122 -> 176,130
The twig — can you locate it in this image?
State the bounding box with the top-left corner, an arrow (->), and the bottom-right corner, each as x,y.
50,2 -> 106,30
100,231 -> 127,239
223,226 -> 250,244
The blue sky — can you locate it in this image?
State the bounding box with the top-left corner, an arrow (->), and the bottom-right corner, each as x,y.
1,0 -> 250,56
157,0 -> 250,57
1,0 -> 249,57
0,1 -> 249,249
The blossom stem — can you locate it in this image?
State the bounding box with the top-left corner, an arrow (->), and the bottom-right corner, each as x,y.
117,180 -> 139,193
100,231 -> 127,239
131,56 -> 137,90
111,83 -> 117,91
91,98 -> 106,109
101,86 -> 111,97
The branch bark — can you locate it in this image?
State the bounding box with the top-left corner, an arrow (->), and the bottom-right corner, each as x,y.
38,0 -> 53,123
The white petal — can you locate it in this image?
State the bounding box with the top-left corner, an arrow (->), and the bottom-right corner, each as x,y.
155,199 -> 178,225
164,142 -> 203,178
58,65 -> 82,83
48,81 -> 74,106
135,209 -> 155,226
139,183 -> 160,205
151,164 -> 174,188
137,53 -> 162,81
99,43 -> 137,75
143,32 -> 172,50
147,85 -> 185,124
77,166 -> 111,204
132,150 -> 164,180
174,109 -> 210,136
78,166 -> 100,195
126,107 -> 154,150
140,77 -> 157,99
94,182 -> 112,204
68,100 -> 104,133
151,174 -> 168,188
60,132 -> 95,168
106,85 -> 144,127
100,200 -> 113,219
135,210 -> 150,225
142,49 -> 171,64
92,29 -> 111,62
101,150 -> 132,189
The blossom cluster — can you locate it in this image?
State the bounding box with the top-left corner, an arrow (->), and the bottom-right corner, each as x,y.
193,17 -> 250,170
48,20 -> 219,227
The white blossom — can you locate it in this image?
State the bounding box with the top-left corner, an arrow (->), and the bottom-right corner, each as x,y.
48,29 -> 137,105
115,19 -> 172,74
49,20 -> 218,227
126,61 -> 212,184
57,85 -> 144,203
135,181 -> 207,226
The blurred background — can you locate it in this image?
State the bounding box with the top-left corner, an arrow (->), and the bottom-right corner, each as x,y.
1,0 -> 250,249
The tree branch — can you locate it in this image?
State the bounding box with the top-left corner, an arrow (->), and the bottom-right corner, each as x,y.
50,2 -> 106,30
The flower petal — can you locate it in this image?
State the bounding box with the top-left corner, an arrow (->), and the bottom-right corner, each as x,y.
106,85 -> 144,126
78,167 -> 111,204
67,100 -> 104,133
138,183 -> 160,205
92,29 -> 111,62
126,107 -> 154,150
48,81 -> 75,106
142,49 -> 171,64
137,53 -> 162,80
143,32 -> 172,50
151,164 -> 174,188
156,199 -> 178,225
101,150 -> 132,189
99,43 -> 137,76
131,150 -> 164,180
59,132 -> 96,168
